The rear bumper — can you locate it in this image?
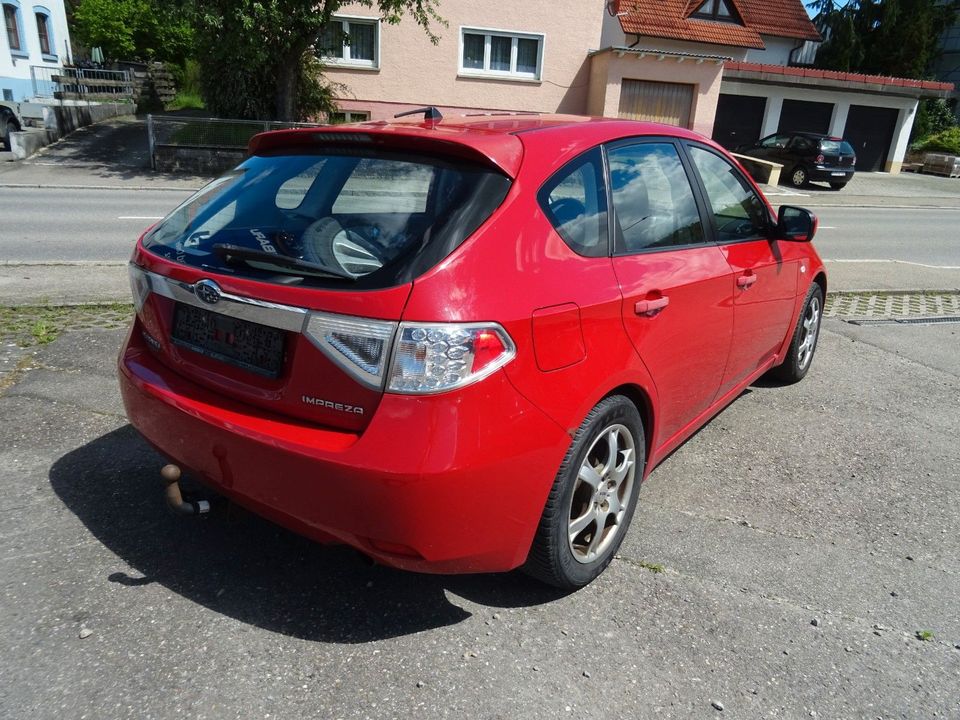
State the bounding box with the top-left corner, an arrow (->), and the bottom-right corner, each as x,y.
118,324 -> 570,574
810,167 -> 854,183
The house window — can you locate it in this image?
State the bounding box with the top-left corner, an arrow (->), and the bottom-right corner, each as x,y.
460,28 -> 544,80
691,0 -> 742,23
318,16 -> 379,68
328,110 -> 370,124
34,9 -> 50,55
4,3 -> 22,51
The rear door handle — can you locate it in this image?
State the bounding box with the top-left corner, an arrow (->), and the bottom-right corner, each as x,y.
737,273 -> 758,289
634,296 -> 670,316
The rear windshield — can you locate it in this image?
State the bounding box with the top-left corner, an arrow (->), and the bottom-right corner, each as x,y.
143,150 -> 511,288
819,140 -> 855,155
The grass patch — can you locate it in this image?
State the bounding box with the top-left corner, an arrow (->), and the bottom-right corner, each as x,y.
916,630 -> 934,641
637,560 -> 665,574
166,90 -> 205,111
0,304 -> 133,347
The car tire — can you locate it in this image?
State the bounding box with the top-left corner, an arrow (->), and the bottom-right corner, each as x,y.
789,165 -> 808,188
769,283 -> 824,385
2,120 -> 16,151
524,395 -> 644,589
829,182 -> 846,191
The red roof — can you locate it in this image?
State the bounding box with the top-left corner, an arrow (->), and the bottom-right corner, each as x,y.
617,0 -> 821,50
725,61 -> 955,93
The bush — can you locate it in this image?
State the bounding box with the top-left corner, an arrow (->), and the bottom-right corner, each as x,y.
913,127 -> 960,155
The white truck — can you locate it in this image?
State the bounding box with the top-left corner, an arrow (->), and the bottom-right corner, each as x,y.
1,100 -> 24,150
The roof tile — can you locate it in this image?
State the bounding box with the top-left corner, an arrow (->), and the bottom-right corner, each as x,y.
618,0 -> 820,49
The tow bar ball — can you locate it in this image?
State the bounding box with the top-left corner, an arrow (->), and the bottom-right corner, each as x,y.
161,464 -> 211,516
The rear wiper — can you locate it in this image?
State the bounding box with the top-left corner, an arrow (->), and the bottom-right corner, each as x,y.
211,244 -> 355,281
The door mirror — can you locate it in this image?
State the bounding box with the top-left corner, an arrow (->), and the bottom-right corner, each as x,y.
777,205 -> 818,242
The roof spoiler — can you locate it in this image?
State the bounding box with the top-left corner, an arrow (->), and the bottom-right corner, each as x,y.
247,125 -> 523,178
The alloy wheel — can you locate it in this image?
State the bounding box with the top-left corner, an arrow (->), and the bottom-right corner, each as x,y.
568,423 -> 637,564
797,295 -> 821,370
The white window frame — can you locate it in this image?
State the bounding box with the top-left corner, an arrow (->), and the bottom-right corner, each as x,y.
328,110 -> 370,124
458,26 -> 545,82
319,15 -> 380,69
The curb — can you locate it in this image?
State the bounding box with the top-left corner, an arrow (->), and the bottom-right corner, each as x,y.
0,183 -> 200,192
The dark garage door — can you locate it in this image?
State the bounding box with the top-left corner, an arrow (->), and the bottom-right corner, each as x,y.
778,99 -> 833,135
843,105 -> 898,172
712,94 -> 766,150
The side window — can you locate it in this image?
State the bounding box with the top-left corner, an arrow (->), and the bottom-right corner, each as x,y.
538,148 -> 608,257
760,134 -> 789,149
688,146 -> 770,243
788,135 -> 814,153
607,142 -> 704,253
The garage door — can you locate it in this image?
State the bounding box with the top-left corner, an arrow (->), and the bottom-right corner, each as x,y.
712,94 -> 766,150
778,99 -> 833,135
618,79 -> 694,128
843,105 -> 898,172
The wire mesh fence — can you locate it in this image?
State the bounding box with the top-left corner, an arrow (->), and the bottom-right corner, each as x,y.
147,114 -> 324,172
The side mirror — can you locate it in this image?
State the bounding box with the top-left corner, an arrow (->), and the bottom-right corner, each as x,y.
777,205 -> 818,242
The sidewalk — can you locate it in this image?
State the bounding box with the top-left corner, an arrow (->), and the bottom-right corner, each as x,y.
0,116 -> 210,191
760,170 -> 960,209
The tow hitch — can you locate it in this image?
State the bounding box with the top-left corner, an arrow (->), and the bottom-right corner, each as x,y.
161,464 -> 212,515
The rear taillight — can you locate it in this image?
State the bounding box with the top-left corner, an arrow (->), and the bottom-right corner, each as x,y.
816,154 -> 825,165
387,322 -> 515,394
128,263 -> 151,312
306,314 -> 515,394
305,313 -> 397,389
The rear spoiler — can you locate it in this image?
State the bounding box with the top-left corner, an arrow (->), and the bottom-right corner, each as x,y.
248,125 -> 523,179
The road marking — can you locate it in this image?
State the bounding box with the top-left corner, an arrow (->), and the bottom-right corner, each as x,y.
117,216 -> 163,220
825,259 -> 960,270
818,226 -> 837,229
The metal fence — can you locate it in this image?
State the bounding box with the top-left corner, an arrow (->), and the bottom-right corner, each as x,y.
147,114 -> 323,171
31,65 -> 134,101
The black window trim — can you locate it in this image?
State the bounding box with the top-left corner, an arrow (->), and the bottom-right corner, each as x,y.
603,135 -> 715,258
680,140 -> 777,247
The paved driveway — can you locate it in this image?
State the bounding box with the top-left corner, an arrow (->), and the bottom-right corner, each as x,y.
1,317 -> 958,719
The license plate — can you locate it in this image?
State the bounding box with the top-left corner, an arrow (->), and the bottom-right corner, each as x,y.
831,172 -> 847,177
172,303 -> 285,378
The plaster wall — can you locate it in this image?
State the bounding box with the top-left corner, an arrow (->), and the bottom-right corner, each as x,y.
589,50 -> 725,136
325,0 -> 605,118
0,0 -> 70,101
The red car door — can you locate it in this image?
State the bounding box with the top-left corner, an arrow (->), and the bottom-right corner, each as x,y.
685,144 -> 799,395
606,140 -> 734,448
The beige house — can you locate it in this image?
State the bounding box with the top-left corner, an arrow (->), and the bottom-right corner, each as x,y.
322,0 -> 954,173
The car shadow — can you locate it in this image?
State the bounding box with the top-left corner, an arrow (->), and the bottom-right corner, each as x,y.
49,426 -> 569,644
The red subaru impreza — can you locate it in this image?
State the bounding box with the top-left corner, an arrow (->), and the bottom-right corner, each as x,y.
119,112 -> 825,588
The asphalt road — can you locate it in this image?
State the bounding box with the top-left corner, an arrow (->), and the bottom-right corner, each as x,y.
1,317 -> 958,719
0,186 -> 191,263
811,206 -> 960,267
1,185 -> 959,267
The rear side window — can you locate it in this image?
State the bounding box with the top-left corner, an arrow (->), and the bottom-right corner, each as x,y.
538,148 -> 608,257
143,151 -> 511,288
820,139 -> 855,155
607,142 -> 704,253
688,146 -> 770,243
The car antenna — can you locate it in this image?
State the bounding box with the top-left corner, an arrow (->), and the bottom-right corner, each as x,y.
394,106 -> 443,126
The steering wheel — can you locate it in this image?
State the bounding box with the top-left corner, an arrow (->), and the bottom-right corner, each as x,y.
301,217 -> 385,278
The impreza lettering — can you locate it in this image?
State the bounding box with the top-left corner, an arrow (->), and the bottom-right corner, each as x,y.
301,395 -> 364,414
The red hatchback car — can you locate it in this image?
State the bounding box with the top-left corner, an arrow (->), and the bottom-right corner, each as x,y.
119,112 -> 825,589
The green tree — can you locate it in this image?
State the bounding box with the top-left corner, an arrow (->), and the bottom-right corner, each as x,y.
73,0 -> 193,63
809,0 -> 960,79
193,0 -> 442,122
